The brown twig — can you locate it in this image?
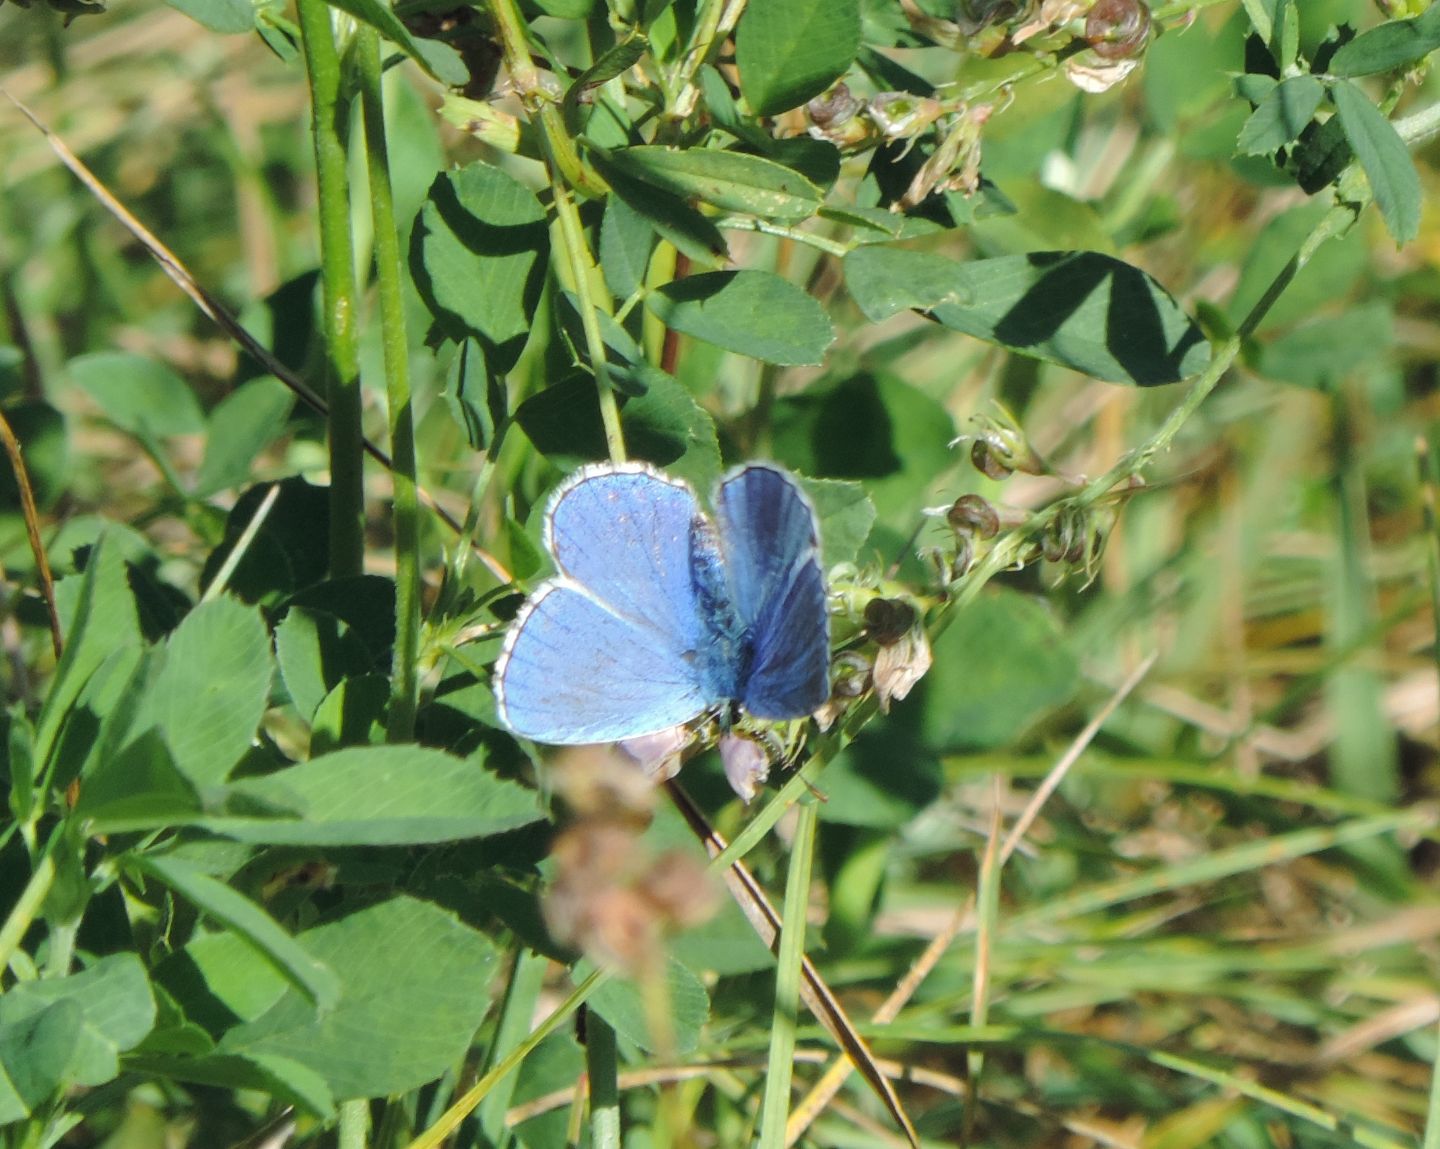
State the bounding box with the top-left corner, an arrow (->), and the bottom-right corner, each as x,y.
0,407 -> 61,659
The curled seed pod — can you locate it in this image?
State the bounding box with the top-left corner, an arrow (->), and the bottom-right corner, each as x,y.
808,83 -> 860,131
946,494 -> 1000,539
864,597 -> 918,646
1085,0 -> 1151,60
971,439 -> 1014,480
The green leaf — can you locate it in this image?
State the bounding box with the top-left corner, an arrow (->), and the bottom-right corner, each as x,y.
310,674 -> 389,754
1330,5 -> 1440,76
35,536 -> 142,771
646,271 -> 835,365
155,930 -> 290,1030
413,163 -> 550,347
1332,79 -> 1422,246
0,954 -> 155,1099
275,608 -> 374,721
1236,75 -> 1324,155
773,373 -> 954,534
798,478 -> 877,568
134,854 -> 340,1010
163,0 -> 253,32
441,338 -> 503,452
194,377 -> 295,498
515,373 -> 723,492
78,727 -> 204,833
599,195 -> 655,299
124,1050 -> 336,1119
584,955 -> 709,1055
601,147 -> 822,222
219,897 -> 498,1099
563,33 -> 647,132
134,598 -> 273,788
736,0 -> 861,116
201,478 -> 330,605
206,745 -> 541,845
0,1000 -> 80,1121
922,589 -> 1078,750
319,0 -> 467,85
594,161 -> 729,267
1254,302 -> 1395,389
845,247 -> 1210,386
65,352 -> 205,439
0,400 -> 67,511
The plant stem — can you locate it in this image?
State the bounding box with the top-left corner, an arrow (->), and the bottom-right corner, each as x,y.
756,800 -> 817,1149
0,845 -> 55,990
355,27 -> 421,740
339,1099 -> 370,1149
549,174 -> 628,462
586,1011 -> 622,1149
298,0 -> 365,580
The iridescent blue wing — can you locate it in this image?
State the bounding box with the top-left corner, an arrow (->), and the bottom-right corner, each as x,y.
494,464 -> 719,743
714,465 -> 830,720
494,581 -> 712,743
546,464 -> 707,651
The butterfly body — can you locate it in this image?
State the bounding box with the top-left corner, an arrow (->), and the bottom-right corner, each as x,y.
494,462 -> 829,745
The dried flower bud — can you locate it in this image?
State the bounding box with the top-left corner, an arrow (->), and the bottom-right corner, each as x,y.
617,725 -> 692,783
873,626 -> 932,712
807,83 -> 860,132
946,494 -> 1000,539
1085,0 -> 1151,60
953,0 -> 1020,34
868,92 -> 943,140
864,597 -> 918,646
720,733 -> 770,803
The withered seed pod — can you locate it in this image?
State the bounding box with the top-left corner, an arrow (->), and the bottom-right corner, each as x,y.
1085,0 -> 1152,61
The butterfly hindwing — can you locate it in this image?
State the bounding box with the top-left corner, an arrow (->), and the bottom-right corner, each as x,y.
494,579 -> 713,743
715,465 -> 831,720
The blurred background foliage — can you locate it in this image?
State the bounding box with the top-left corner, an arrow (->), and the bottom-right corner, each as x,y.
2,0 -> 1440,1146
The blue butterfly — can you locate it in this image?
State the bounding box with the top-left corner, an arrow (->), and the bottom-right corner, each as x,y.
494,462 -> 830,745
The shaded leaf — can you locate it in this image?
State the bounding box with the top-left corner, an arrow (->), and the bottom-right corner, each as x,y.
65,352 -> 204,439
736,0 -> 861,116
195,376 -> 294,498
584,956 -> 709,1055
319,0 -> 467,84
134,854 -> 340,1010
646,271 -> 835,365
205,745 -> 541,845
163,0 -> 252,32
413,164 -> 550,346
602,146 -> 822,222
922,589 -> 1077,750
846,247 -> 1210,386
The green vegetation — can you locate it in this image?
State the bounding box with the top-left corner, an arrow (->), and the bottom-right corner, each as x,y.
1,0 -> 1439,1146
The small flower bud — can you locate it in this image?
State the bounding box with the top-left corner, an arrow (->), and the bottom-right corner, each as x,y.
720,733 -> 770,803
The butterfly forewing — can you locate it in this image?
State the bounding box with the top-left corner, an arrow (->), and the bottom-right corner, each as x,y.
546,464 -> 709,654
715,466 -> 831,719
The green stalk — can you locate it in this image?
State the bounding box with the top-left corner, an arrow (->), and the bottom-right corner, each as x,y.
486,0 -> 625,461
297,0 -> 365,580
586,1011 -> 622,1149
0,841 -> 56,991
549,174 -> 627,463
1424,1015 -> 1440,1149
476,947 -> 550,1141
339,1100 -> 370,1149
356,27 -> 421,740
756,800 -> 818,1149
